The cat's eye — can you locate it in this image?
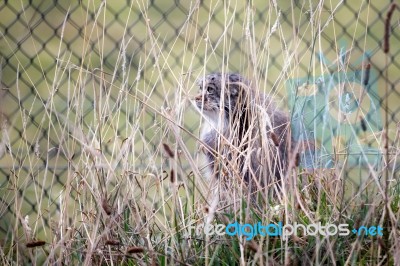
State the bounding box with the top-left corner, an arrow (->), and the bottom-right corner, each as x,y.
206,86 -> 215,94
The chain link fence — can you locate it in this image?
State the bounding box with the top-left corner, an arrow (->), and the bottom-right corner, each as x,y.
0,0 -> 399,252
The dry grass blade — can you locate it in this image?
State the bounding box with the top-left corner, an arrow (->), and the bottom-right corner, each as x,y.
1,1 -> 399,265
384,3 -> 397,54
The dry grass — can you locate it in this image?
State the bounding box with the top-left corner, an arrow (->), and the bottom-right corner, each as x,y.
0,1 -> 399,265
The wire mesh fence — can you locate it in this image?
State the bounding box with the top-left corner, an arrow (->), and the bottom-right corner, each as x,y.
0,0 -> 399,261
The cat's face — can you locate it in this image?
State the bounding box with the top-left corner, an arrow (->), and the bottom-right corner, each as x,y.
194,73 -> 246,121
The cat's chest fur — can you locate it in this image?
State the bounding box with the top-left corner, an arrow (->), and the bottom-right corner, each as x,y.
199,112 -> 224,156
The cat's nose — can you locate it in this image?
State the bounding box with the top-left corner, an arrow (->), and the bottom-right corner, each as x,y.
195,94 -> 204,101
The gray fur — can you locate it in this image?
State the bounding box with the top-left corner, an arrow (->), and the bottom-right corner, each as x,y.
194,73 -> 291,189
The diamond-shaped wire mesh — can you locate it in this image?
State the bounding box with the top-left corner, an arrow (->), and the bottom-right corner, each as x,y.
0,0 -> 399,248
